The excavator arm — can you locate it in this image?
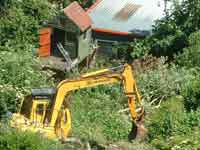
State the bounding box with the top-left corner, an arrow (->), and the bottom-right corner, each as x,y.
49,64 -> 144,139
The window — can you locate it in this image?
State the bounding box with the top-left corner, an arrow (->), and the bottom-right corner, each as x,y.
37,104 -> 44,115
66,32 -> 76,42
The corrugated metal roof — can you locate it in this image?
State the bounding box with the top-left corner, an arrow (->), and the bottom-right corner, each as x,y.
113,3 -> 142,21
63,1 -> 92,32
88,0 -> 167,35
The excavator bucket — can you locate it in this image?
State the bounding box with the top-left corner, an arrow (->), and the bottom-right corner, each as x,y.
128,110 -> 147,140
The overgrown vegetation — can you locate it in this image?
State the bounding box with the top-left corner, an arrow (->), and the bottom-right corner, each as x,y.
112,39 -> 150,61
71,85 -> 130,143
147,97 -> 200,149
0,125 -> 64,150
0,0 -> 55,118
0,0 -> 200,149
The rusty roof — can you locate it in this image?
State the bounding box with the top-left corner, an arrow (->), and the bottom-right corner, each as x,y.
113,3 -> 142,21
88,0 -> 167,35
63,1 -> 92,32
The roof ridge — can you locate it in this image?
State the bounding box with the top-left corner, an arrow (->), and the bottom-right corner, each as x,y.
63,2 -> 92,32
86,0 -> 103,14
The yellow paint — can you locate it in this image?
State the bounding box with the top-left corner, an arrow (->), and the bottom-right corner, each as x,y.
10,64 -> 144,140
30,100 -> 49,123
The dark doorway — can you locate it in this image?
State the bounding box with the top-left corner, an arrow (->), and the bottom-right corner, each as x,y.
51,28 -> 65,57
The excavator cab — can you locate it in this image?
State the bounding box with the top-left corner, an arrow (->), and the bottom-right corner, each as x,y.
15,88 -> 72,139
19,88 -> 56,124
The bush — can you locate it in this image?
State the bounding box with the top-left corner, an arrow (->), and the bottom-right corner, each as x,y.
136,58 -> 196,104
177,31 -> 200,67
0,125 -> 64,150
112,39 -> 150,62
147,96 -> 185,139
0,50 -> 54,118
0,0 -> 55,47
149,23 -> 187,57
181,73 -> 200,111
147,97 -> 200,149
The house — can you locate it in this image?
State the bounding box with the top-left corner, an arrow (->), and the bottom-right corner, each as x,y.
87,0 -> 167,45
39,1 -> 93,65
38,0 -> 168,68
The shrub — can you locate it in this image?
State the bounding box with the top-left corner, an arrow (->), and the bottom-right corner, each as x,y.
0,0 -> 54,47
177,31 -> 200,67
112,39 -> 150,62
181,73 -> 200,111
0,125 -> 64,150
0,50 -> 54,118
136,58 -> 196,104
147,97 -> 200,149
0,0 -> 55,118
147,96 -> 185,139
149,24 -> 187,57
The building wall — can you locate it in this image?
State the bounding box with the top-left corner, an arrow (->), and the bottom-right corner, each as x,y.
78,29 -> 92,62
48,13 -> 93,62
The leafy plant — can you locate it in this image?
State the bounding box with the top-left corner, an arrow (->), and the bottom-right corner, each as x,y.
112,39 -> 150,62
0,125 -> 64,150
136,58 -> 196,104
181,73 -> 200,111
147,97 -> 200,150
177,31 -> 200,67
0,0 -> 54,47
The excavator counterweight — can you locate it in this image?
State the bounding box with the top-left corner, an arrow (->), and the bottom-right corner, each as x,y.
10,64 -> 146,141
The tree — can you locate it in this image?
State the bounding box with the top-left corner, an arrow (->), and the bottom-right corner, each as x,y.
49,0 -> 95,8
149,0 -> 200,57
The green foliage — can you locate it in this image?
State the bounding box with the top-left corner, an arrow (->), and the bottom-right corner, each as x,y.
0,0 -> 54,47
181,73 -> 200,111
177,31 -> 200,67
149,0 -> 200,57
147,97 -> 200,150
49,0 -> 95,8
70,85 -> 131,143
0,0 -> 54,118
0,126 -> 64,150
0,51 -> 54,118
77,0 -> 95,8
112,39 -> 150,62
151,129 -> 200,150
136,58 -> 196,103
130,40 -> 150,59
147,97 -> 185,139
149,24 -> 187,57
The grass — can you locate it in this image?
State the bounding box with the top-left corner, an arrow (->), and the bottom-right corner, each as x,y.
69,85 -> 132,144
147,96 -> 200,150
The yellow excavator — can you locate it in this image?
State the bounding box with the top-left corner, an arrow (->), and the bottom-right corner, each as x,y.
10,64 -> 145,141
